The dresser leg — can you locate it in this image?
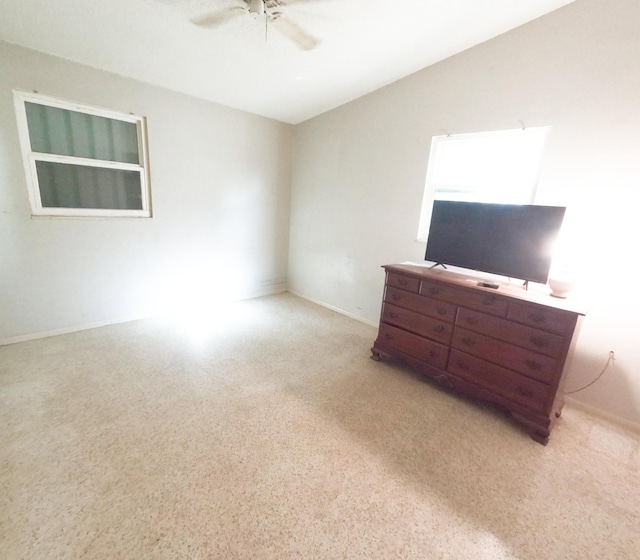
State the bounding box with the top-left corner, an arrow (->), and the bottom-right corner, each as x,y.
510,411 -> 551,445
530,431 -> 550,445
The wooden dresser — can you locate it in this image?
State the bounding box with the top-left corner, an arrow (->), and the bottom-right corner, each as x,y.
371,264 -> 588,444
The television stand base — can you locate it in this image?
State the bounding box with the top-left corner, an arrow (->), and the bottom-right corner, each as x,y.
429,262 -> 448,270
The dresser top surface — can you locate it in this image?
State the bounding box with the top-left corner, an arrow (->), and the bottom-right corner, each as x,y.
384,263 -> 589,316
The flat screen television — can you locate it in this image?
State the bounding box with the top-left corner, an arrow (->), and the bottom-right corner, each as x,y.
424,201 -> 566,285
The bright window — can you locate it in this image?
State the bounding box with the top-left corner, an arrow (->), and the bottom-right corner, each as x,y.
417,127 -> 549,242
13,90 -> 151,218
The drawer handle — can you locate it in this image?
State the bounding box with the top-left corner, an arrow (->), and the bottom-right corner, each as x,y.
433,325 -> 445,334
457,361 -> 470,372
384,333 -> 395,341
436,306 -> 448,316
524,359 -> 542,371
516,386 -> 534,398
389,311 -> 399,319
529,335 -> 549,348
391,293 -> 401,301
428,350 -> 438,359
465,316 -> 480,326
398,278 -> 408,286
528,313 -> 547,324
461,337 -> 476,346
482,295 -> 496,305
427,286 -> 440,296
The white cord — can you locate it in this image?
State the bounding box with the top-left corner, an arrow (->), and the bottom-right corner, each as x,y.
565,351 -> 615,394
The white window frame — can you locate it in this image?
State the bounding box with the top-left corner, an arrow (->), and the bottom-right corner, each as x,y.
13,90 -> 152,218
417,126 -> 549,242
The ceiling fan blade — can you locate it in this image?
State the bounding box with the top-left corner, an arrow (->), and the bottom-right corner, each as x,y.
270,14 -> 319,50
191,6 -> 245,27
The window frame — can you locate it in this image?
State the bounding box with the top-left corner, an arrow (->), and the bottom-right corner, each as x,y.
13,90 -> 152,218
417,126 -> 549,242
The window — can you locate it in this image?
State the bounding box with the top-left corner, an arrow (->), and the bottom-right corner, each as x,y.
13,90 -> 151,218
417,127 -> 549,242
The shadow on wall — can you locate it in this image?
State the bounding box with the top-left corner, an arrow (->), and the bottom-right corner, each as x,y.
565,346 -> 636,425
562,276 -> 640,427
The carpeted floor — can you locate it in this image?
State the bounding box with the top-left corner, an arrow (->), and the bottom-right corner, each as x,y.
1,293 -> 639,559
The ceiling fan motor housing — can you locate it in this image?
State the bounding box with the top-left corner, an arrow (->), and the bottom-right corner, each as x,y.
247,0 -> 265,15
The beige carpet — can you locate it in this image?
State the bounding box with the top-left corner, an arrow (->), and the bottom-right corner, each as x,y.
1,293 -> 638,559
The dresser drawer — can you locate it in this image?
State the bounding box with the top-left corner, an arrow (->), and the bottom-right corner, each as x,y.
376,324 -> 449,369
419,280 -> 462,302
386,272 -> 420,293
456,290 -> 508,317
420,281 -> 508,317
457,308 -> 566,359
382,303 -> 453,345
384,287 -> 456,323
508,302 -> 578,336
448,350 -> 551,414
451,328 -> 558,384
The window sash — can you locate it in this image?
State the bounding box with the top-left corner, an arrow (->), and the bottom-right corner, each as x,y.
24,101 -> 140,164
34,160 -> 145,211
14,90 -> 151,218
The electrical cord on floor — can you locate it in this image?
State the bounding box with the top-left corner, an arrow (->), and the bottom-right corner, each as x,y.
565,351 -> 615,395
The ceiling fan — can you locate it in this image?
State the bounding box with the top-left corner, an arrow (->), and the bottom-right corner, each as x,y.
191,0 -> 320,50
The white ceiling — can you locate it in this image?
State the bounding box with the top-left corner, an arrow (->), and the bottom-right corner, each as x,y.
0,0 -> 575,124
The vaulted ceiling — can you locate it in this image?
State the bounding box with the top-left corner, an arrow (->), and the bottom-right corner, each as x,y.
0,0 -> 575,124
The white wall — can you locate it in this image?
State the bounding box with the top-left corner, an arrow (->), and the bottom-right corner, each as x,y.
289,0 -> 640,425
0,42 -> 292,343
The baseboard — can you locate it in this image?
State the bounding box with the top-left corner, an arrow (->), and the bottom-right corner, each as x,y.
0,284 -> 288,347
287,289 -> 379,328
0,315 -> 150,347
240,284 -> 288,302
565,397 -> 640,435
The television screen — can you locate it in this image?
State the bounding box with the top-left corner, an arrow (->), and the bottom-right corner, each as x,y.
424,201 -> 566,284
